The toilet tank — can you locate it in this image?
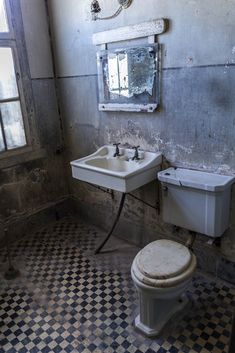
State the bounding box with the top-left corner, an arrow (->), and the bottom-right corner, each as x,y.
158,168 -> 235,238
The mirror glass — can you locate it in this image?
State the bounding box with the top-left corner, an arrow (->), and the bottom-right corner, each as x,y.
97,45 -> 159,111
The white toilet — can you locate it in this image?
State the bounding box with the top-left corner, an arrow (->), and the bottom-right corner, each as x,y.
131,167 -> 235,337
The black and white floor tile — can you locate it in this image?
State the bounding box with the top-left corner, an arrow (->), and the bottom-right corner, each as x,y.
0,217 -> 234,353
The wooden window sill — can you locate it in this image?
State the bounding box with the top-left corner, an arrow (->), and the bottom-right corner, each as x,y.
0,147 -> 47,169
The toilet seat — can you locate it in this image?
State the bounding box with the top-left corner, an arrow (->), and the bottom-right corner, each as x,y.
132,239 -> 197,288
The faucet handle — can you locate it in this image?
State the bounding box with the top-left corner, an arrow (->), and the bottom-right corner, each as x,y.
113,142 -> 121,157
131,145 -> 140,160
132,145 -> 140,151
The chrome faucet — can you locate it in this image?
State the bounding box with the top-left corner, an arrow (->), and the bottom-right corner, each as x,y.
132,145 -> 140,160
113,143 -> 121,157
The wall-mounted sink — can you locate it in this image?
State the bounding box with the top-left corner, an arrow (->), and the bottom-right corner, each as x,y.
71,145 -> 162,192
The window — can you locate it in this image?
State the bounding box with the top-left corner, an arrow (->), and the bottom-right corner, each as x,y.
0,0 -> 29,154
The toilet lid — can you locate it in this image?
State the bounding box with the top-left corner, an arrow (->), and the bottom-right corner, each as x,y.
136,239 -> 192,280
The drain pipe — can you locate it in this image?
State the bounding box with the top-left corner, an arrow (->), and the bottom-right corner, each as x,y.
4,229 -> 21,280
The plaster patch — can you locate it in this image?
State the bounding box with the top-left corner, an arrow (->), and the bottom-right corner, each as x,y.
215,148 -> 235,165
214,152 -> 225,161
164,142 -> 194,165
166,141 -> 193,155
177,145 -> 193,154
105,126 -> 162,152
123,136 -> 156,151
214,164 -> 234,175
29,169 -> 48,183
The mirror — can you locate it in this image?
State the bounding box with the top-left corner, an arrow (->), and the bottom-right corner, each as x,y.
97,45 -> 159,112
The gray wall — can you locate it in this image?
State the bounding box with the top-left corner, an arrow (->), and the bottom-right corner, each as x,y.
0,0 -> 68,230
49,0 -> 235,272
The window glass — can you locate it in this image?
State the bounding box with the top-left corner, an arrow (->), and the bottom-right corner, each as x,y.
0,101 -> 26,149
0,0 -> 8,32
0,127 -> 4,151
0,2 -> 30,156
0,47 -> 18,100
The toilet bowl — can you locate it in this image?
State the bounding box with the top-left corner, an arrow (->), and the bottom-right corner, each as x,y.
131,167 -> 234,337
131,239 -> 197,336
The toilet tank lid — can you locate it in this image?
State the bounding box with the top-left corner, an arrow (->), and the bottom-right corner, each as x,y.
158,168 -> 235,192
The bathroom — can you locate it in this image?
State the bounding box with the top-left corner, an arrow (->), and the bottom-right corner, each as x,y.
0,0 -> 235,352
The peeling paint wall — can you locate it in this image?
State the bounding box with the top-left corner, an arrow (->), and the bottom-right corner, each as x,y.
0,0 -> 68,236
49,0 -> 235,273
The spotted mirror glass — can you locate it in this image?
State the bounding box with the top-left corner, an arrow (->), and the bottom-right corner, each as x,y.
97,45 -> 159,112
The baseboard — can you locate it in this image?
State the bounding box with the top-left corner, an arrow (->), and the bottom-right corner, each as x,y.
1,195 -> 234,285
69,196 -> 235,285
0,196 -> 77,249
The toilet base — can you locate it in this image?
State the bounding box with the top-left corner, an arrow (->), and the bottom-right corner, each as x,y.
134,294 -> 189,337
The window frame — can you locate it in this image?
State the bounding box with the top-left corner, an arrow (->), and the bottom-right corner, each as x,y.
0,0 -> 42,167
0,41 -> 31,153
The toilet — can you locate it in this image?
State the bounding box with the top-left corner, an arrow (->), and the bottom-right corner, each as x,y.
131,167 -> 235,337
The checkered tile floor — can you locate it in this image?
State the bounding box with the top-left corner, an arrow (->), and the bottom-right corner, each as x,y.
0,217 -> 234,353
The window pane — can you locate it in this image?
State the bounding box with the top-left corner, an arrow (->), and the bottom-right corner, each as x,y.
0,101 -> 26,149
0,0 -> 8,32
0,126 -> 5,151
0,47 -> 18,100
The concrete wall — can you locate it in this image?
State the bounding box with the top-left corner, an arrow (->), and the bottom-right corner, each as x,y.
49,0 -> 235,277
0,0 -> 68,236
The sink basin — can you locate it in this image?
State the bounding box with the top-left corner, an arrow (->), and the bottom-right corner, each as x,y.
85,157 -> 134,172
71,145 -> 162,192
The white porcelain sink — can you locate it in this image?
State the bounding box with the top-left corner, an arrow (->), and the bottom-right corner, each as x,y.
70,145 -> 162,192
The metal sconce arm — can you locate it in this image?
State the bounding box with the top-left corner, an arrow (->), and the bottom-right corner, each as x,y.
91,0 -> 133,21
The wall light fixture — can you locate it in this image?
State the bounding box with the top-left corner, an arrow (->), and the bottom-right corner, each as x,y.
91,0 -> 133,21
